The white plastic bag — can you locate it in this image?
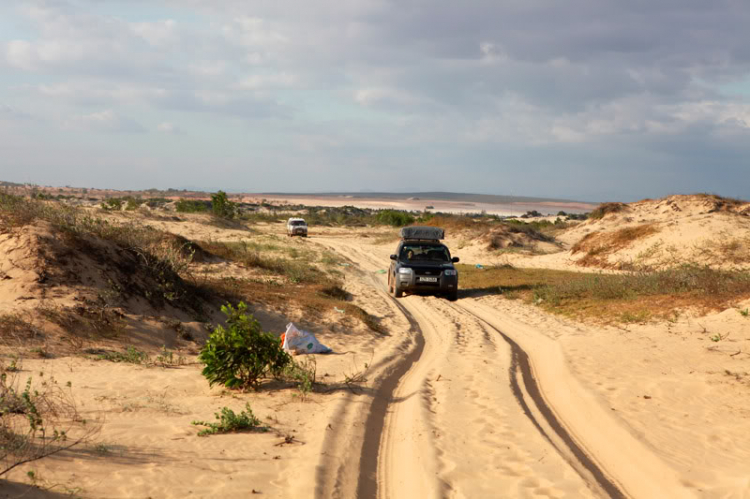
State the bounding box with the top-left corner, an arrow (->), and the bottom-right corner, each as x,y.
282,322 -> 332,355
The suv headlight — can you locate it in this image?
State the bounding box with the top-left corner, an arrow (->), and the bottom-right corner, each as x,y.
443,269 -> 457,276
398,268 -> 413,275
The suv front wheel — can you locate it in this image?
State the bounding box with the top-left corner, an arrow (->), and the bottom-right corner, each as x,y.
390,272 -> 404,298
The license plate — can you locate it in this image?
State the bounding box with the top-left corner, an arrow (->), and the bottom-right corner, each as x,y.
419,277 -> 438,282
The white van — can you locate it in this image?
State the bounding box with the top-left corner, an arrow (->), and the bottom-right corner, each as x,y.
287,218 -> 308,237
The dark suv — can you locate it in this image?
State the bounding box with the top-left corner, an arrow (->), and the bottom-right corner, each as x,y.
387,226 -> 459,301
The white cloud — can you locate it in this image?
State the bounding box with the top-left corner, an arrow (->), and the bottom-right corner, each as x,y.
62,109 -> 145,133
238,72 -> 298,89
131,20 -> 178,46
354,86 -> 429,107
222,17 -> 288,47
157,122 -> 183,134
0,104 -> 32,121
189,61 -> 228,77
3,0 -> 750,199
37,82 -> 167,105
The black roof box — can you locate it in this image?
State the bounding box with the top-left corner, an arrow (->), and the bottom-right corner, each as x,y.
400,226 -> 445,240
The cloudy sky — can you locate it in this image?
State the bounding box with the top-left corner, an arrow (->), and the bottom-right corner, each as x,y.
1,0 -> 749,201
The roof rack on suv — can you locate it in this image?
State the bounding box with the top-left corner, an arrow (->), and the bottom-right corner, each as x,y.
399,226 -> 445,241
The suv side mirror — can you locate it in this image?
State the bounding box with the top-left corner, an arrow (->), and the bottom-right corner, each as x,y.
390,254 -> 397,261
452,257 -> 460,263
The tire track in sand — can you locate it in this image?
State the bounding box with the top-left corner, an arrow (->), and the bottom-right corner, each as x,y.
447,301 -> 625,498
314,235 -> 606,497
312,234 -> 692,499
313,245 -> 426,499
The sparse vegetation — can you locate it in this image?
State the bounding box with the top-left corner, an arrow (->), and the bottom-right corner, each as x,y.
0,373 -> 99,476
572,224 -> 660,268
376,210 -> 415,227
0,193 -> 207,317
460,264 -> 750,323
198,240 -> 324,284
101,198 -> 123,211
0,313 -> 42,344
282,357 -> 317,399
589,202 -> 627,220
101,196 -> 142,211
192,403 -> 265,436
94,347 -> 149,364
196,239 -> 383,333
175,199 -> 210,213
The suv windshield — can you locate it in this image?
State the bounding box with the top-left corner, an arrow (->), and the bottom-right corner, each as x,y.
291,221 -> 306,226
400,244 -> 450,263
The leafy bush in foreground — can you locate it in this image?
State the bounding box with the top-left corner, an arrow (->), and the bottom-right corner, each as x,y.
199,303 -> 291,390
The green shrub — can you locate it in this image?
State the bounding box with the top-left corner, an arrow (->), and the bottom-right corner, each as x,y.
101,198 -> 123,211
282,357 -> 317,398
125,198 -> 141,211
191,403 -> 265,436
199,303 -> 291,390
144,198 -> 169,208
175,199 -> 210,213
96,347 -> 149,364
211,191 -> 237,219
376,210 -> 415,227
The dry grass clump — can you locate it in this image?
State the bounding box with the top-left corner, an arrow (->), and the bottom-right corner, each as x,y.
712,238 -> 750,265
697,193 -> 747,213
589,202 -> 628,220
413,213 -> 558,252
571,223 -> 660,268
197,240 -> 324,284
459,264 -> 750,323
0,371 -> 100,477
204,277 -> 384,334
693,235 -> 750,268
421,215 -> 488,233
196,241 -> 384,334
39,304 -> 126,342
487,224 -> 555,251
0,314 -> 43,345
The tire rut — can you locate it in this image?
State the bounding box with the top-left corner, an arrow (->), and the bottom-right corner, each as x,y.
313,241 -> 426,499
451,302 -> 626,498
314,235 -> 626,498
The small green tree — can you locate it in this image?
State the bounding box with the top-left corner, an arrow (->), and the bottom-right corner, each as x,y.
211,191 -> 237,219
199,303 -> 291,390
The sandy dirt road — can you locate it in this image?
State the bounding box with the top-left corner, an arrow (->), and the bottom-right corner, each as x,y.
311,233 -> 696,499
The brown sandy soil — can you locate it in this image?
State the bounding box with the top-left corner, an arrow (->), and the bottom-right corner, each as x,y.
3,198 -> 750,498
